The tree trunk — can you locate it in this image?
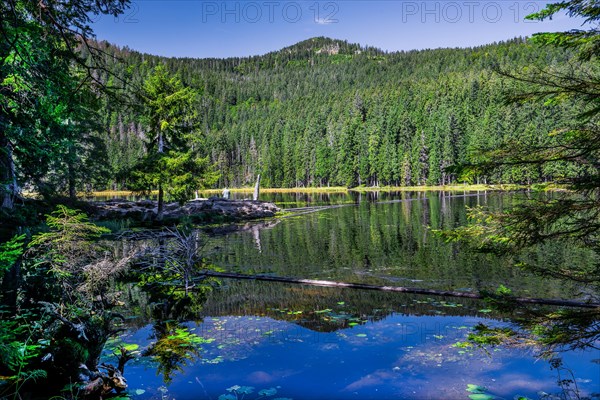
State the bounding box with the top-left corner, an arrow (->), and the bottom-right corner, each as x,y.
158,131 -> 164,153
253,174 -> 261,201
68,144 -> 76,201
0,132 -> 16,210
157,130 -> 165,219
1,258 -> 21,313
157,183 -> 164,220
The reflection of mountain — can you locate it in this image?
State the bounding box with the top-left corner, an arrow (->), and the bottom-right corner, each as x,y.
107,191 -> 597,339
206,192 -> 590,300
198,280 -> 501,332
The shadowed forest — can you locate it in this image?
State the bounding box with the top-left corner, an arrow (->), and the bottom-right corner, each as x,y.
1,1 -> 599,399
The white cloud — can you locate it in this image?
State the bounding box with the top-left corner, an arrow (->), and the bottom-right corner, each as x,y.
315,17 -> 334,25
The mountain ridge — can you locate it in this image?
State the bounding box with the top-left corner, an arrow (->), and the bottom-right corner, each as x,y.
88,35 -> 575,189
94,35 -> 530,65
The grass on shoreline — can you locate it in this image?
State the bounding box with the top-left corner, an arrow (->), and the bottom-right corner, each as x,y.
80,183 -> 566,198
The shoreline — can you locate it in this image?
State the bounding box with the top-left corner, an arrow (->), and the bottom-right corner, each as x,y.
73,183 -> 566,198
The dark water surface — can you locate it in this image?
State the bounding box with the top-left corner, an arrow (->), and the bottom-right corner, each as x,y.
104,191 -> 600,400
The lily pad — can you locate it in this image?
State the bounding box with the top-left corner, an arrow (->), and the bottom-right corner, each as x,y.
236,386 -> 255,395
468,394 -> 495,400
466,384 -> 487,393
258,387 -> 278,396
123,344 -> 140,352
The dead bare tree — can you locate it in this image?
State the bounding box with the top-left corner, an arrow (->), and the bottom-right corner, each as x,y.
137,227 -> 208,296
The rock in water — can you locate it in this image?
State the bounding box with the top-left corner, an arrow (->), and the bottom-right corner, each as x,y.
91,198 -> 280,222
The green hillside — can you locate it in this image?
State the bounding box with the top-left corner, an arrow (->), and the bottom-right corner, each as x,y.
87,36 -> 576,189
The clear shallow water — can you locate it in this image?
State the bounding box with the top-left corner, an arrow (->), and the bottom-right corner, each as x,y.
104,191 -> 600,399
110,284 -> 600,400
116,316 -> 598,400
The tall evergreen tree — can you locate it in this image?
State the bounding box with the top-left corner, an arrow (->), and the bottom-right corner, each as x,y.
448,1 -> 600,285
0,0 -> 129,210
134,65 -> 213,219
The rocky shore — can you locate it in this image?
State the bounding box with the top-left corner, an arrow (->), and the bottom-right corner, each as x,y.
89,197 -> 280,222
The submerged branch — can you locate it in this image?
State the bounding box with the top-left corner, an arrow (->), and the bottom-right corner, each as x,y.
195,271 -> 600,309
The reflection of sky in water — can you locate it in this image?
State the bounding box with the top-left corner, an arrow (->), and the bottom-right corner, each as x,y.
114,314 -> 600,400
101,191 -> 599,398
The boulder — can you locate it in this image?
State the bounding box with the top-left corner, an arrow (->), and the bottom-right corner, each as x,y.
90,198 -> 280,223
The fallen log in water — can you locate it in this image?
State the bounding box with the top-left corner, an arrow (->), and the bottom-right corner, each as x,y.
197,270 -> 600,309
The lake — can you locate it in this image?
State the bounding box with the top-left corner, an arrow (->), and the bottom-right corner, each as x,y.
102,191 -> 600,400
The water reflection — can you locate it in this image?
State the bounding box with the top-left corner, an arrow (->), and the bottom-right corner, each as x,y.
112,281 -> 599,400
204,192 -> 586,299
85,188 -> 493,209
102,191 -> 598,399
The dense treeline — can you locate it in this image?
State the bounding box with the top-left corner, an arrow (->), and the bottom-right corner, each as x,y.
90,36 -> 578,190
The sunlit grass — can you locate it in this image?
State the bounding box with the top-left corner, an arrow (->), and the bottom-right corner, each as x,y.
80,183 -> 566,198
349,184 -> 527,192
200,187 -> 348,194
81,190 -> 144,197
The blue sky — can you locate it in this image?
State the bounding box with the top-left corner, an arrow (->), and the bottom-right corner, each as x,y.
91,1 -> 585,58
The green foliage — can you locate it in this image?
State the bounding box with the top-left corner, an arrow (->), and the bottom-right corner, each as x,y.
137,227 -> 207,293
495,284 -> 512,296
0,0 -> 130,208
528,308 -> 600,352
136,228 -> 217,321
51,337 -> 90,370
28,205 -> 110,276
162,149 -> 219,204
0,234 -> 25,278
481,284 -> 518,312
92,36 -> 579,190
526,1 -> 600,60
454,306 -> 600,362
132,65 -> 218,214
0,315 -> 48,397
3,32 -> 590,198
37,206 -> 109,240
466,323 -> 517,347
143,323 -> 208,384
439,0 -> 600,289
2,20 -> 597,205
433,206 -> 513,253
132,148 -> 218,206
0,206 -> 136,396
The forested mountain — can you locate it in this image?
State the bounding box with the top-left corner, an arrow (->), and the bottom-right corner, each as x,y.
88,36 -> 577,190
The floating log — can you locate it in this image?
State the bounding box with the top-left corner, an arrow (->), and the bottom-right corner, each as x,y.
197,271 -> 600,309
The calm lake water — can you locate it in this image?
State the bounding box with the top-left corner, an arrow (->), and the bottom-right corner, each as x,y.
104,191 -> 600,400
